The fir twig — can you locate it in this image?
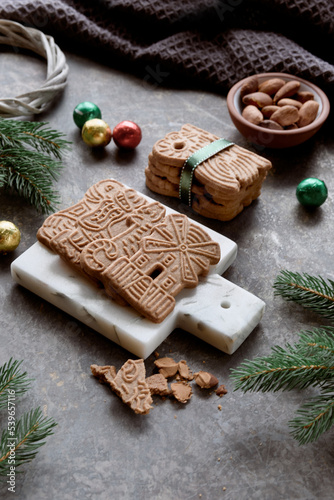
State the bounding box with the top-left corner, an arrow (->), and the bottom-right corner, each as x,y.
0,147 -> 63,213
232,271 -> 334,445
231,341 -> 334,394
296,327 -> 334,359
0,118 -> 70,213
0,408 -> 57,478
0,119 -> 69,159
273,270 -> 334,320
0,359 -> 31,410
289,383 -> 334,445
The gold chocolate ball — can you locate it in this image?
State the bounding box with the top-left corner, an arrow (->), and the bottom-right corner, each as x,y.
0,221 -> 21,254
81,118 -> 112,147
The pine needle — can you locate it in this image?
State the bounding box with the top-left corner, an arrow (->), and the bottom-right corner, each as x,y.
289,383 -> 334,445
0,359 -> 31,410
233,271 -> 334,445
1,146 -> 63,213
231,343 -> 334,393
0,119 -> 69,159
273,270 -> 334,320
0,360 -> 57,478
0,408 -> 57,478
296,327 -> 334,359
0,118 -> 70,213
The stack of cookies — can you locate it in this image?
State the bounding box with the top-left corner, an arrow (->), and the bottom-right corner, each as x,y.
37,179 -> 221,323
145,124 -> 272,221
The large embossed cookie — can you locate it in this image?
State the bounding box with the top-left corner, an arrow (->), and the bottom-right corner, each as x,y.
36,179 -> 221,323
100,213 -> 221,323
80,201 -> 166,283
145,124 -> 272,221
37,179 -> 148,273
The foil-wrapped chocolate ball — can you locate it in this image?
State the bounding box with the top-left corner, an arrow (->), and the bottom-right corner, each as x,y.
0,221 -> 21,254
113,120 -> 142,149
296,178 -> 328,207
81,119 -> 112,147
73,102 -> 102,129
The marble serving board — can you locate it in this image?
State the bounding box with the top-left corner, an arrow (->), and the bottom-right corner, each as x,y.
11,191 -> 265,359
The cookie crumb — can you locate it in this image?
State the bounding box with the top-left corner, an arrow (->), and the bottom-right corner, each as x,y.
216,384 -> 228,397
194,371 -> 218,389
90,364 -> 117,385
146,373 -> 171,396
218,404 -> 222,411
171,381 -> 192,403
178,360 -> 193,380
154,357 -> 179,378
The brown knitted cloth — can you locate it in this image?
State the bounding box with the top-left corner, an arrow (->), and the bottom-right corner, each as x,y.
1,0 -> 334,101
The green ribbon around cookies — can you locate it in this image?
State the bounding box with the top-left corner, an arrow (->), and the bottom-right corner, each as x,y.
179,138 -> 234,206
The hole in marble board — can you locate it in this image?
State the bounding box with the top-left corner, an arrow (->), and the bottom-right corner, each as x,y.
221,301 -> 231,309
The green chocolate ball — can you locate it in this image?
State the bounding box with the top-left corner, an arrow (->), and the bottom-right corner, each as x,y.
73,102 -> 102,129
296,178 -> 328,208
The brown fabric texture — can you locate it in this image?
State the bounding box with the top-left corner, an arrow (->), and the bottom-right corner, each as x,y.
1,0 -> 334,101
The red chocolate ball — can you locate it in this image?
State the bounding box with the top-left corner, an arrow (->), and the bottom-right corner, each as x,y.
112,120 -> 142,149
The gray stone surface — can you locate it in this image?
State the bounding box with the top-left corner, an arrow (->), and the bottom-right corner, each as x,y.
1,48 -> 334,500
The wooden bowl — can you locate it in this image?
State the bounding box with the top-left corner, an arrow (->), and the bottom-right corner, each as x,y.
227,73 -> 330,148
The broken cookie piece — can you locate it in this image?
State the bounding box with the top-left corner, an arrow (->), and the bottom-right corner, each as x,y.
146,373 -> 171,396
170,381 -> 192,403
178,360 -> 193,380
110,359 -> 153,415
215,384 -> 228,397
91,364 -> 117,385
154,357 -> 179,378
194,371 -> 218,389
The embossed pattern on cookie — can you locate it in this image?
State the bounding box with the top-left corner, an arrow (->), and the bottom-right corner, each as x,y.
102,213 -> 221,322
80,201 -> 166,284
110,359 -> 153,415
153,124 -> 218,167
37,179 -> 148,271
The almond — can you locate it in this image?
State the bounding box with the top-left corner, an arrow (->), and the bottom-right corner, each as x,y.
258,120 -> 284,130
258,78 -> 285,95
262,105 -> 280,118
277,98 -> 302,109
285,123 -> 299,130
242,92 -> 272,108
273,80 -> 301,103
295,91 -> 315,103
297,100 -> 319,127
240,76 -> 259,99
270,105 -> 299,127
242,105 -> 263,125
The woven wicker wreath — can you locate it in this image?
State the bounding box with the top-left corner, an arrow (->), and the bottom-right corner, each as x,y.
0,19 -> 68,117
